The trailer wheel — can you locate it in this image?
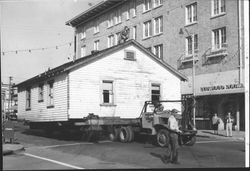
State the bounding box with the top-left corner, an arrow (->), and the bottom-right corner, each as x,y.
127,126 -> 134,142
109,128 -> 120,142
185,136 -> 196,146
156,129 -> 170,147
119,127 -> 130,143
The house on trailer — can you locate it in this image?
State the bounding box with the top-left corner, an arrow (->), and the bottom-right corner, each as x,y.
15,40 -> 187,129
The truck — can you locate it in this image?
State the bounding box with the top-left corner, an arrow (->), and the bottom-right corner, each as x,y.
76,99 -> 197,147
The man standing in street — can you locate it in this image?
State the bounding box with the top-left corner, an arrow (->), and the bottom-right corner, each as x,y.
166,110 -> 182,164
225,112 -> 234,137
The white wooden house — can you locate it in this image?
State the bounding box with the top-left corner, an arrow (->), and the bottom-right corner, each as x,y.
16,40 -> 187,125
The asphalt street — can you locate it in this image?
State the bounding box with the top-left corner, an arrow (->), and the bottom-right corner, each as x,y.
2,121 -> 245,169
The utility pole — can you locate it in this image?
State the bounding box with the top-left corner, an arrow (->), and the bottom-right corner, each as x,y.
192,34 -> 196,128
8,76 -> 12,114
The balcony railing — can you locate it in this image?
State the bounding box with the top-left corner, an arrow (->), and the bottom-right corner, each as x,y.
177,50 -> 199,69
206,43 -> 228,59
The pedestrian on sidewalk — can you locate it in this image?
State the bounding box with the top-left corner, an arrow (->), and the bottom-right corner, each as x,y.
212,113 -> 219,135
225,112 -> 234,137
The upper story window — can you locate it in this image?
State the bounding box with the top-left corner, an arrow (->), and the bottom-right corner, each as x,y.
132,26 -> 137,40
124,50 -> 136,61
108,35 -> 115,48
125,6 -> 130,20
102,81 -> 114,104
108,13 -> 114,28
143,20 -> 152,39
114,10 -> 122,25
131,0 -> 137,17
47,81 -> 54,107
94,22 -> 99,34
115,32 -> 120,45
186,34 -> 198,55
212,27 -> 226,50
151,84 -> 160,102
186,2 -> 197,25
80,29 -> 86,40
154,16 -> 163,35
81,45 -> 86,58
153,0 -> 163,8
26,88 -> 31,110
212,0 -> 226,16
38,84 -> 44,102
94,40 -> 99,51
153,44 -> 163,59
143,0 -> 152,12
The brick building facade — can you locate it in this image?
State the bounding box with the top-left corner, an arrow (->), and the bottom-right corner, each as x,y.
66,0 -> 247,130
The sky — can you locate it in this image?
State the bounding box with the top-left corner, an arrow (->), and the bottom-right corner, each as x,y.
1,0 -> 101,84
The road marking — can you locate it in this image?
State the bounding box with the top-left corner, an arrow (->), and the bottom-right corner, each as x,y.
196,140 -> 241,144
23,153 -> 85,170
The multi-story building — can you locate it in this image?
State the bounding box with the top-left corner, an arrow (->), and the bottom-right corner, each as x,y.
66,0 -> 247,130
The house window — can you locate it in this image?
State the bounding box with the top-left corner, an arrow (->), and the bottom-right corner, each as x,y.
81,45 -> 86,58
154,44 -> 163,59
153,0 -> 163,8
108,13 -> 114,28
124,50 -> 136,60
154,16 -> 163,35
108,35 -> 115,48
102,81 -> 113,104
143,20 -> 152,38
132,26 -> 137,40
47,81 -> 54,107
114,10 -> 122,25
26,88 -> 31,110
80,29 -> 86,40
131,0 -> 137,17
143,0 -> 152,12
151,84 -> 160,102
94,40 -> 99,51
38,84 -> 44,102
186,2 -> 197,25
186,34 -> 198,55
212,27 -> 226,50
94,22 -> 99,34
212,0 -> 225,16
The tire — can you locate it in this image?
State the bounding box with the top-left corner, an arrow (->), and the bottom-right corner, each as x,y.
119,127 -> 130,143
126,126 -> 134,142
109,128 -> 120,142
156,129 -> 170,147
185,136 -> 196,146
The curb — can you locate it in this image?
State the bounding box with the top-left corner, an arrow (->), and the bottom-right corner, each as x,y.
3,145 -> 25,156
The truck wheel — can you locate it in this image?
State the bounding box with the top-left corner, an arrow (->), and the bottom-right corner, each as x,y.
185,136 -> 196,146
119,127 -> 130,143
109,128 -> 120,142
126,126 -> 134,142
156,129 -> 170,147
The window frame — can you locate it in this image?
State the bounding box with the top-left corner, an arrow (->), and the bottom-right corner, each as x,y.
94,22 -> 100,34
80,45 -> 86,58
185,2 -> 197,25
108,34 -> 115,48
153,0 -> 163,8
185,34 -> 198,56
132,25 -> 137,40
47,80 -> 54,108
26,87 -> 31,110
143,20 -> 152,39
38,83 -> 44,102
151,83 -> 161,102
211,0 -> 226,17
153,44 -> 163,59
94,40 -> 100,51
124,50 -> 136,61
143,0 -> 152,12
80,29 -> 86,40
212,27 -> 226,51
101,80 -> 114,105
131,0 -> 137,17
154,16 -> 163,35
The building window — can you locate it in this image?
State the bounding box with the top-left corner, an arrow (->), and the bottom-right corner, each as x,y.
186,2 -> 197,25
94,40 -> 99,51
38,84 -> 44,102
131,0 -> 137,17
115,32 -> 120,45
126,6 -> 130,20
154,16 -> 163,35
47,81 -> 54,107
26,88 -> 31,110
108,35 -> 115,48
108,13 -> 114,28
114,9 -> 122,25
143,20 -> 152,38
94,22 -> 99,34
143,0 -> 152,12
186,34 -> 198,55
102,81 -> 113,104
80,29 -> 86,40
153,0 -> 162,8
151,84 -> 160,102
132,26 -> 137,40
124,50 -> 136,60
81,45 -> 86,58
212,27 -> 226,50
212,0 -> 226,16
154,44 -> 163,59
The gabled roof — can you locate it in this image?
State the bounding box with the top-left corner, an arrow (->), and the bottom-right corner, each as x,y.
15,40 -> 187,88
65,0 -> 126,27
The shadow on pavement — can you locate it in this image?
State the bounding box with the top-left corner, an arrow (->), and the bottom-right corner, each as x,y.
201,131 -> 228,137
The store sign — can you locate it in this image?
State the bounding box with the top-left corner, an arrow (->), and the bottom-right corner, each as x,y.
200,83 -> 244,92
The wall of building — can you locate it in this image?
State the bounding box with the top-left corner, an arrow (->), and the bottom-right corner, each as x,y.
68,44 -> 182,119
17,73 -> 68,122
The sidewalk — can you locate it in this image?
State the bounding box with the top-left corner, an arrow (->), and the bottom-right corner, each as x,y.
197,129 -> 245,141
2,143 -> 25,156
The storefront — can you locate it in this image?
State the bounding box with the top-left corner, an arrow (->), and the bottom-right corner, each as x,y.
181,70 -> 245,130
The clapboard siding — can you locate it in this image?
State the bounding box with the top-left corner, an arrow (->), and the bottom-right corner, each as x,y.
68,44 -> 181,119
17,73 -> 68,122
